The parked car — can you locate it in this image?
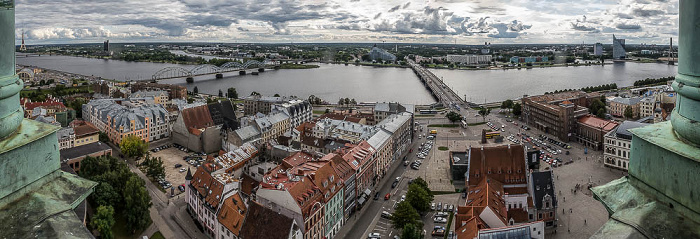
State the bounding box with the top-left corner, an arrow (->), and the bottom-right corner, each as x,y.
381,211 -> 392,219
461,191 -> 467,198
391,181 -> 398,188
385,193 -> 391,200
174,164 -> 183,168
431,203 -> 436,210
434,217 -> 447,223
374,192 -> 380,200
178,185 -> 185,192
368,232 -> 381,239
179,168 -> 186,173
437,202 -> 443,211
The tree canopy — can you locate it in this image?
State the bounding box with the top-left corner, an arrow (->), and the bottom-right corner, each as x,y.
500,99 -> 514,109
124,175 -> 152,232
624,105 -> 634,119
445,111 -> 462,123
589,99 -> 607,118
406,183 -> 432,213
401,223 -> 422,239
91,205 -> 115,239
391,201 -> 421,229
227,87 -> 238,99
120,135 -> 148,158
512,103 -> 522,116
478,107 -> 491,122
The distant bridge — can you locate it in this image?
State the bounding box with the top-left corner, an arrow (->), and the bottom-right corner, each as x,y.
151,60 -> 275,81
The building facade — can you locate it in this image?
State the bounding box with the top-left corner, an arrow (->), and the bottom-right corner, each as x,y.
446,54 -> 492,65
594,43 -> 603,56
131,82 -> 188,100
603,121 -> 648,171
522,92 -> 590,142
369,46 -> 396,62
82,99 -> 170,145
606,96 -> 642,118
613,34 -> 626,59
575,115 -> 619,151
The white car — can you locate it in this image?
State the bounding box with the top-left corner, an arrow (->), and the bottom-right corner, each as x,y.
401,195 -> 406,202
434,217 -> 448,223
368,232 -> 381,239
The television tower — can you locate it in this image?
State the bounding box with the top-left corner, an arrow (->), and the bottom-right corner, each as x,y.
668,37 -> 674,65
18,29 -> 26,51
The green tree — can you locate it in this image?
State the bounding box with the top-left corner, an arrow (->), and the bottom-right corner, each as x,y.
92,182 -> 121,208
406,183 -> 431,213
227,87 -> 238,99
193,86 -> 199,94
624,105 -> 634,119
401,223 -> 422,239
144,155 -> 165,179
588,99 -> 606,116
411,177 -> 433,200
478,107 -> 491,122
91,205 -> 115,239
512,103 -> 522,116
344,98 -> 351,106
350,98 -> 357,105
504,99 -> 514,109
120,135 -> 148,158
338,98 -> 345,107
218,89 -> 223,97
274,93 -> 281,97
124,176 -> 152,232
445,111 -> 462,123
99,132 -> 109,142
325,108 -> 330,113
597,108 -> 606,118
391,201 -> 421,229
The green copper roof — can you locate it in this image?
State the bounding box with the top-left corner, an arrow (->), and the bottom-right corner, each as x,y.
0,171 -> 97,238
592,177 -> 700,239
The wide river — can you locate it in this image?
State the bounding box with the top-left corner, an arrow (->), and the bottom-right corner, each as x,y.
16,54 -> 677,104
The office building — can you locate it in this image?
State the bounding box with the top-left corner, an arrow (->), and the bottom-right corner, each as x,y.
446,54 -> 492,65
373,102 -> 414,125
509,56 -> 549,64
369,45 -> 396,62
131,82 -> 188,100
522,91 -> 590,142
594,43 -> 603,56
613,34 -> 626,59
131,90 -> 170,105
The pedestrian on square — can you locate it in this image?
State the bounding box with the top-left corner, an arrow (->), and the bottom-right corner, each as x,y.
585,219 -> 587,225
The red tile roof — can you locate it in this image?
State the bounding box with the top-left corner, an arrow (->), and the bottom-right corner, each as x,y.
578,115 -> 619,131
467,145 -> 527,188
239,201 -> 296,239
217,193 -> 246,236
190,166 -> 225,209
181,105 -> 214,135
465,177 -> 508,226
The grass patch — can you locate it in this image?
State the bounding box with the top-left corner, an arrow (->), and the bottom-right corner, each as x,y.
427,124 -> 459,128
467,122 -> 486,126
279,63 -> 320,69
150,231 -> 165,239
312,110 -> 328,115
438,146 -> 449,151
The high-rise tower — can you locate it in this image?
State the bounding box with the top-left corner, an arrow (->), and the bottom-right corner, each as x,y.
18,28 -> 25,51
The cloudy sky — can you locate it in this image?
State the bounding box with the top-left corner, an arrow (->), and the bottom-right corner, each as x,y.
14,0 -> 678,44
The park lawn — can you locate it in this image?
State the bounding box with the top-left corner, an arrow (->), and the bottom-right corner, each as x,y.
150,231 -> 165,239
438,146 -> 449,151
312,110 -> 327,115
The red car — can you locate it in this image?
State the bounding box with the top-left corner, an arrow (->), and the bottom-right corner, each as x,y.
385,193 -> 391,200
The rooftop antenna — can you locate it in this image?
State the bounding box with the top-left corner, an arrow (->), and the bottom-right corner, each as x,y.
668,37 -> 674,65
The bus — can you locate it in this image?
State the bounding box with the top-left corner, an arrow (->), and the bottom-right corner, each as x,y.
485,131 -> 501,139
461,120 -> 468,128
420,109 -> 438,115
430,130 -> 437,135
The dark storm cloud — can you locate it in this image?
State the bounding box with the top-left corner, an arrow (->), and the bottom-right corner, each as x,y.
402,2 -> 411,9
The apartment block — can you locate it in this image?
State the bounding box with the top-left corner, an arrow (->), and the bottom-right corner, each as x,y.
522,91 -> 590,142
82,99 -> 170,145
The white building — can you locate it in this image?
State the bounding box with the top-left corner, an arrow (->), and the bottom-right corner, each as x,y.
271,99 -> 312,128
604,121 -> 649,171
594,43 -> 603,56
446,54 -> 492,65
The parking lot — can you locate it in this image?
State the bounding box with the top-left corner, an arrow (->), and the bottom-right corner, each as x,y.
149,145 -> 204,196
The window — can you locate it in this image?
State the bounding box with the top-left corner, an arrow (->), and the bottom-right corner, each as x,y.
538,213 -> 543,219
549,212 -> 553,217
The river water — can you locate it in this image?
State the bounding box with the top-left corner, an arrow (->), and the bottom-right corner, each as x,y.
16,54 -> 677,104
432,62 -> 677,102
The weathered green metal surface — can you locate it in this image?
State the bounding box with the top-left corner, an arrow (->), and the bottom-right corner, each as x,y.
0,2 -> 97,238
591,177 -> 700,239
0,119 -> 61,200
670,0 -> 700,146
0,171 -> 96,238
592,1 -> 700,238
0,0 -> 23,140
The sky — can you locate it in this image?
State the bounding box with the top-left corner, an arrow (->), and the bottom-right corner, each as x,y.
13,0 -> 679,45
